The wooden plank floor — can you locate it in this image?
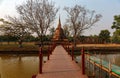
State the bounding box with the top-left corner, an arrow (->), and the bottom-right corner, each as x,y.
36,45 -> 88,78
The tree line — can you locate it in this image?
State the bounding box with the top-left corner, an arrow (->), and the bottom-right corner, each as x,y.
0,27 -> 120,44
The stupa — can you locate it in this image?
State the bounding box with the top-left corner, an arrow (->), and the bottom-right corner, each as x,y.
52,16 -> 67,41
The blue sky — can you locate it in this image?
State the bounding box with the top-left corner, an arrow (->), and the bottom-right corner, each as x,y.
0,0 -> 120,36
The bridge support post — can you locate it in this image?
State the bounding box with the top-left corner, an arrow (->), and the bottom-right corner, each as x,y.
81,47 -> 85,75
39,47 -> 43,74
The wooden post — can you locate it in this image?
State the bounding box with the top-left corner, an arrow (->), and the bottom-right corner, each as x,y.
39,47 -> 43,74
67,43 -> 69,53
32,75 -> 36,78
88,54 -> 90,75
68,44 -> 70,55
72,46 -> 74,60
93,55 -> 95,77
100,53 -> 102,78
81,47 -> 85,75
48,44 -> 50,60
51,43 -> 53,54
109,59 -> 111,78
51,42 -> 54,54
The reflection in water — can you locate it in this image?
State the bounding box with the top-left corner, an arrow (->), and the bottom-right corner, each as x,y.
76,53 -> 120,78
93,54 -> 120,66
76,53 -> 120,66
0,55 -> 47,78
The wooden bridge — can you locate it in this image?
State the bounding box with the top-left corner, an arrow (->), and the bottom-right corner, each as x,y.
34,45 -> 88,78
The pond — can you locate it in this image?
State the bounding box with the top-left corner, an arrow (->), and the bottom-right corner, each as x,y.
0,54 -> 47,78
76,53 -> 120,66
0,53 -> 120,78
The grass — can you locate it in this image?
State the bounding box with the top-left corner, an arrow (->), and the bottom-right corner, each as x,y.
77,43 -> 120,48
0,42 -> 38,51
1,42 -> 120,53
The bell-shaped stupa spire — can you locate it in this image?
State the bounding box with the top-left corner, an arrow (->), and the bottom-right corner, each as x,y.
58,15 -> 61,28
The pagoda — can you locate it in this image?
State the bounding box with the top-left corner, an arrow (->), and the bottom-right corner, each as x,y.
52,17 -> 67,41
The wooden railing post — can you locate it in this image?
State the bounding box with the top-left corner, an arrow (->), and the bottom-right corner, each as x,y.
39,47 -> 43,74
48,44 -> 50,60
81,47 -> 85,75
67,43 -> 69,52
51,43 -> 54,54
68,44 -> 70,55
32,75 -> 36,78
72,46 -> 74,60
50,43 -> 52,54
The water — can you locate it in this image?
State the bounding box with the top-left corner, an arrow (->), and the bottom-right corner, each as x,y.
0,53 -> 120,78
0,54 -> 47,78
76,53 -> 120,66
76,53 -> 120,78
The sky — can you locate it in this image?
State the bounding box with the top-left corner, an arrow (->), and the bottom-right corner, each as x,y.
0,0 -> 120,36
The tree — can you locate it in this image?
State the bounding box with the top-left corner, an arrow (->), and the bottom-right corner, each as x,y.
0,18 -> 15,45
64,5 -> 102,46
112,29 -> 120,43
0,17 -> 31,47
99,30 -> 110,43
111,15 -> 120,43
49,27 -> 55,38
111,15 -> 120,29
63,25 -> 69,38
16,0 -> 58,43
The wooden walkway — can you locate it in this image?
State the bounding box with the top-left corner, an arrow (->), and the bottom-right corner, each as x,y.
36,45 -> 88,78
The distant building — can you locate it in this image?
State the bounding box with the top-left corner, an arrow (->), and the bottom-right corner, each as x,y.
52,16 -> 67,42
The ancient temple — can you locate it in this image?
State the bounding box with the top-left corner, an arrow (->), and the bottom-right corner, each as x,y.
52,17 -> 67,41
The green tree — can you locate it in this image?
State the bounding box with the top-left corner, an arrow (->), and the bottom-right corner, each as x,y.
111,15 -> 120,43
49,27 -> 55,38
111,15 -> 120,29
99,30 -> 110,43
112,29 -> 120,43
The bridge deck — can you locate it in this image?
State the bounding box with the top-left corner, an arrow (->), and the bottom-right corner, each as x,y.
36,45 -> 88,78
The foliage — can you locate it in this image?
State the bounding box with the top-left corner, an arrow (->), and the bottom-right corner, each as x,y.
112,29 -> 120,43
111,15 -> 120,43
0,17 -> 31,47
63,24 -> 70,38
111,15 -> 120,29
49,27 -> 55,38
0,34 -> 51,42
99,29 -> 110,43
0,35 -> 17,42
0,18 -> 14,38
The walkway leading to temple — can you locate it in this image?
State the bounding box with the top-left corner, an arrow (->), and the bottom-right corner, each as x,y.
36,45 -> 88,78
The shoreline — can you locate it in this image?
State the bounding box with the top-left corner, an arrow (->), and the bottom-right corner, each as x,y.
0,44 -> 120,54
